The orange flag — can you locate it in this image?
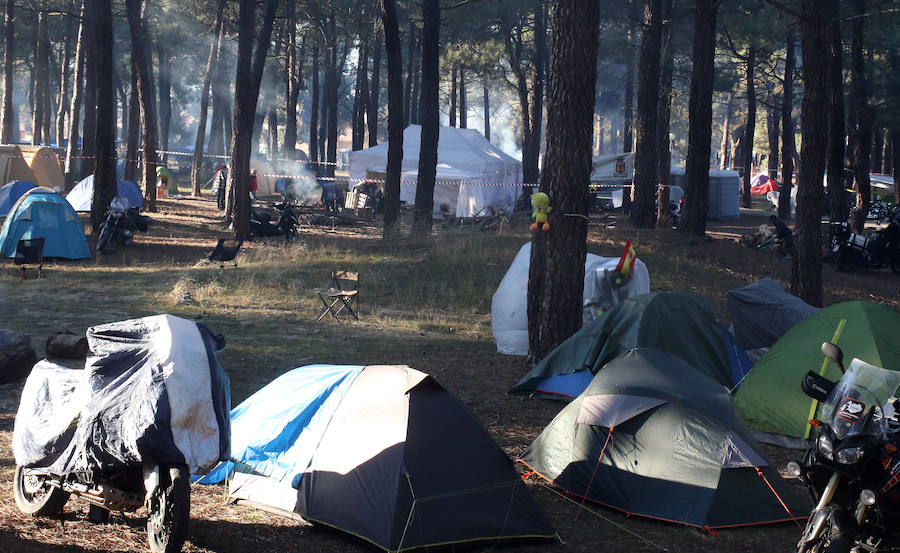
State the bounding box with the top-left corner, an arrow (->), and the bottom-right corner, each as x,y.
615,240 -> 636,278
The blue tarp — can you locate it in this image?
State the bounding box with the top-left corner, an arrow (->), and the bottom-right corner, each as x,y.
0,180 -> 37,217
196,364 -> 365,484
0,188 -> 91,259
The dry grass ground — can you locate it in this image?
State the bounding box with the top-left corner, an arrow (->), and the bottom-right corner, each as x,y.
0,194 -> 897,553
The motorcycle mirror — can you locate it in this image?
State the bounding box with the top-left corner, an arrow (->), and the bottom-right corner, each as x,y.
821,342 -> 845,373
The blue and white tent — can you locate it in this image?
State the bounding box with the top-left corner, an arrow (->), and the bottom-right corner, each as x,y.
66,175 -> 143,211
0,180 -> 37,217
0,187 -> 90,259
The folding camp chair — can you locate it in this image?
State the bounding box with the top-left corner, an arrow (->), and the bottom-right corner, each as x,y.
209,238 -> 243,271
15,237 -> 45,280
316,270 -> 359,323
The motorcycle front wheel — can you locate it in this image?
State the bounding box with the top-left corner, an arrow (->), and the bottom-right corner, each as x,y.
96,222 -> 113,253
798,507 -> 855,553
146,465 -> 190,553
13,466 -> 68,516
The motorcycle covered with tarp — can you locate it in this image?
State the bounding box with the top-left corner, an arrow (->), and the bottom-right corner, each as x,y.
12,314 -> 231,553
792,344 -> 900,553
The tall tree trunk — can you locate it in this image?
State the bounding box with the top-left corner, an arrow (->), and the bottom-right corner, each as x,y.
849,0 -> 871,233
507,24 -> 533,183
766,106 -> 779,178
623,16 -> 635,154
324,9 -> 338,178
719,92 -> 733,170
682,0 -> 718,236
793,0 -> 828,307
124,71 -> 139,181
125,0 -> 159,210
742,46 -> 756,208
403,22 -> 416,127
82,2 -> 98,176
56,21 -> 72,150
631,0 -> 662,228
191,0 -> 225,195
367,23 -> 381,147
483,85 -> 490,141
410,56 -> 420,124
449,64 -> 456,127
267,102 -> 277,158
826,0 -> 846,222
0,0 -> 14,144
225,0 -> 277,237
459,67 -> 467,128
527,0 -> 600,363
32,10 -> 48,145
893,129 -> 900,204
309,45 -> 319,170
88,0 -> 116,232
872,127 -> 884,173
885,130 -> 893,176
381,0 -> 403,236
283,2 -> 298,156
158,44 -> 171,164
412,0 -> 439,234
656,0 -> 674,227
352,39 -> 367,150
779,29 -> 795,220
526,4 -> 545,185
64,2 -> 85,186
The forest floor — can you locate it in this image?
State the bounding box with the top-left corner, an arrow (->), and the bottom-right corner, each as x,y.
0,192 -> 897,553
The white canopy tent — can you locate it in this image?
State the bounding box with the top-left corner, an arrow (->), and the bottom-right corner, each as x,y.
350,125 -> 523,217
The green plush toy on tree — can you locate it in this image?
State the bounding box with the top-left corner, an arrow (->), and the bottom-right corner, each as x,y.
530,192 -> 551,232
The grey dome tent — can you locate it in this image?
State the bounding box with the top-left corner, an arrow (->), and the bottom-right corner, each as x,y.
726,278 -> 818,350
199,364 -> 555,551
519,349 -> 809,528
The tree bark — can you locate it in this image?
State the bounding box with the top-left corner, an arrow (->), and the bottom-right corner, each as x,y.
381,0 -> 403,236
449,64 -> 457,127
623,23 -> 635,154
682,0 -> 718,236
352,38 -> 368,150
412,0 -> 440,234
893,129 -> 900,204
766,106 -> 779,178
719,92 -> 733,170
191,0 -> 225,195
872,127 -> 884,174
283,2 -> 299,156
64,2 -> 85,186
742,47 -> 756,208
779,29 -> 795,220
0,0 -> 13,144
656,0 -> 674,227
884,130 -> 893,175
123,70 -> 139,182
367,22 -> 381,147
483,85 -> 490,141
125,0 -> 159,211
849,0 -> 871,233
527,0 -> 599,363
225,0 -> 277,238
158,44 -> 171,164
309,45 -> 319,170
506,19 -> 533,183
82,5 -> 98,174
526,5 -> 545,185
88,0 -> 116,232
324,9 -> 338,178
826,0 -> 846,222
403,22 -> 416,127
32,10 -> 48,145
459,67 -> 467,128
631,0 -> 662,229
792,0 -> 828,307
56,19 -> 72,151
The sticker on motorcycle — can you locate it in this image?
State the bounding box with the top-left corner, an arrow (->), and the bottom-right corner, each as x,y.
837,397 -> 866,423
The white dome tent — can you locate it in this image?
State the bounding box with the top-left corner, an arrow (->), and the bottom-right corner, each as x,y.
349,125 -> 523,217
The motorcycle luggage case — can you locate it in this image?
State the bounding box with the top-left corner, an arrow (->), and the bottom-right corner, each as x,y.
801,370 -> 836,402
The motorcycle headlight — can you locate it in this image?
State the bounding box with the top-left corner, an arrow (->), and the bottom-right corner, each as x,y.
836,446 -> 864,464
817,434 -> 834,460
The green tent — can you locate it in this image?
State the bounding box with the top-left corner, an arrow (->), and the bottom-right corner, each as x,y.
519,349 -> 808,528
735,301 -> 900,440
511,292 -> 749,397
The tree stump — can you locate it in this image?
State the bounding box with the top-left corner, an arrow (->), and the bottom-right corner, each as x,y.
46,332 -> 89,359
0,330 -> 37,383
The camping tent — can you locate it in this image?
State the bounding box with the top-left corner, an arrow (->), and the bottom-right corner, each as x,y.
511,292 -> 751,398
66,175 -> 143,211
0,180 -> 37,217
18,146 -> 65,191
750,174 -> 779,195
0,145 -> 38,186
0,187 -> 90,258
349,125 -> 523,217
399,165 -> 474,216
492,242 -> 650,356
726,278 -> 818,350
519,349 -> 808,528
735,301 -> 900,441
199,364 -> 556,551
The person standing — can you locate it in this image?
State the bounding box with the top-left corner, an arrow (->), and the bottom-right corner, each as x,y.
249,168 -> 258,200
213,164 -> 228,210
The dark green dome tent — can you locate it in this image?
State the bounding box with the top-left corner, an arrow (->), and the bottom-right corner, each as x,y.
519,349 -> 808,528
735,301 -> 900,441
511,292 -> 751,398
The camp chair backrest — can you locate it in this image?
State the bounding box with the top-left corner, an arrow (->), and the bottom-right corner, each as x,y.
15,237 -> 44,279
209,238 -> 243,269
333,271 -> 358,289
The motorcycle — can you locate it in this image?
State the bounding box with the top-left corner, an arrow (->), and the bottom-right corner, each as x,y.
829,206 -> 900,273
789,342 -> 900,553
249,200 -> 300,243
96,196 -> 152,253
12,315 -> 231,553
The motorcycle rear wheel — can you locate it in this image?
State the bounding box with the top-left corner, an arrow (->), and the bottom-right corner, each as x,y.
146,465 -> 190,553
13,466 -> 68,516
